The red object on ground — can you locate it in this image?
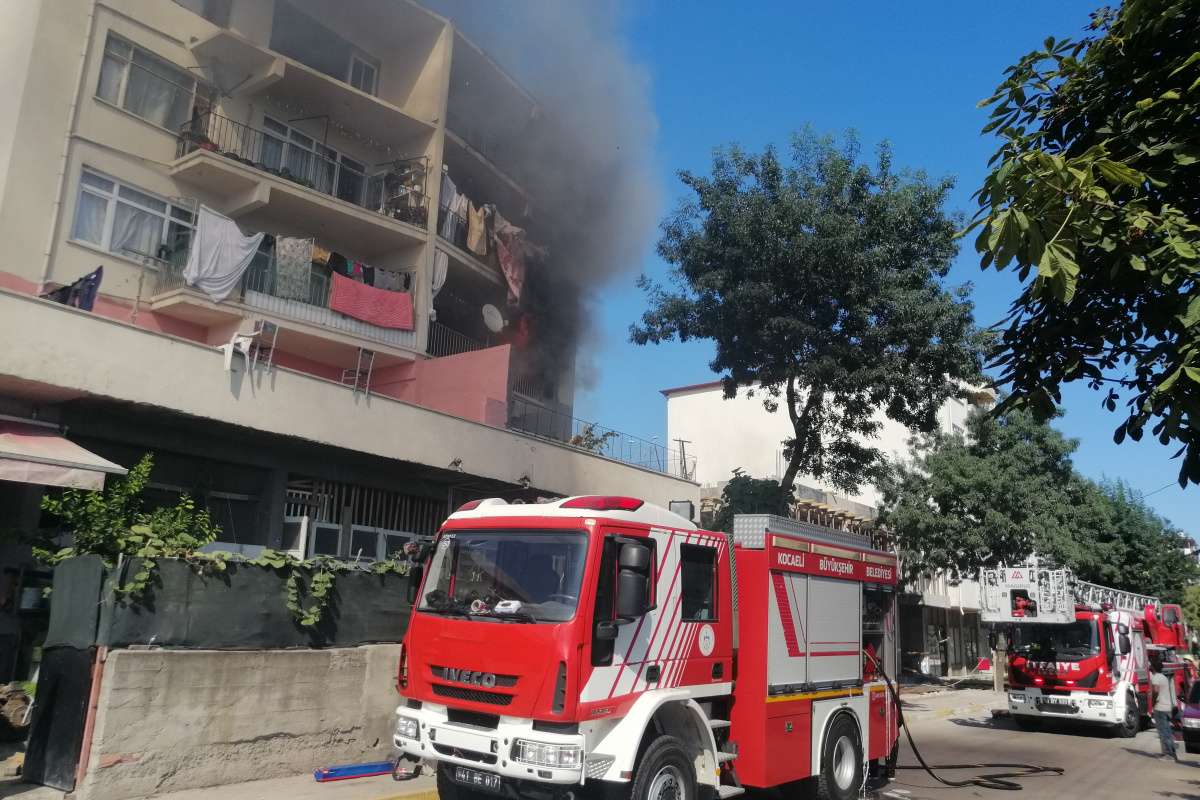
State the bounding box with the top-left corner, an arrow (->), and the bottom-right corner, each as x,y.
329,272 -> 413,330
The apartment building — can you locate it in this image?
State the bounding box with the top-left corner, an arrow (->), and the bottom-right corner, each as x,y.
0,0 -> 698,677
663,380 -> 994,678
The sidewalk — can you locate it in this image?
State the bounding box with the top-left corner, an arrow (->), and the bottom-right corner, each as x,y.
899,686 -> 1003,723
149,772 -> 438,800
0,771 -> 438,800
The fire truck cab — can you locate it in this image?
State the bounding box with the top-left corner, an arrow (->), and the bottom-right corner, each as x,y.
392,497 -> 899,800
982,560 -> 1188,736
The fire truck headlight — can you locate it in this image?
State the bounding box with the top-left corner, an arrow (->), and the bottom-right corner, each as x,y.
512,739 -> 583,769
1087,699 -> 1112,708
1183,718 -> 1200,729
1008,693 -> 1024,703
395,715 -> 420,741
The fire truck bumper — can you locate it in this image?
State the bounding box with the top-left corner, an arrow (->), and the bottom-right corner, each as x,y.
392,702 -> 586,788
1007,689 -> 1118,725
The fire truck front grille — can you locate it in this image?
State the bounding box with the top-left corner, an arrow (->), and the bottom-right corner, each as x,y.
432,683 -> 515,706
433,743 -> 498,764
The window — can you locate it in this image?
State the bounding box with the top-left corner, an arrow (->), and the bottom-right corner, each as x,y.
419,530 -> 588,623
679,544 -> 717,621
348,52 -> 379,95
96,34 -> 205,132
591,538 -> 619,665
71,169 -> 195,261
260,116 -> 366,205
1165,607 -> 1180,625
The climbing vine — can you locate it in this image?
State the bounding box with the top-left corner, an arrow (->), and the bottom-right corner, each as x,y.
35,452 -> 411,627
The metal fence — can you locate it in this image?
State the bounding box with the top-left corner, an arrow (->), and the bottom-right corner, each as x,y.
148,246 -> 418,350
507,395 -> 697,479
427,321 -> 487,358
178,111 -> 428,227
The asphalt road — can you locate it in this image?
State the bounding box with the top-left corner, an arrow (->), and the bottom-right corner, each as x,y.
873,710 -> 1200,800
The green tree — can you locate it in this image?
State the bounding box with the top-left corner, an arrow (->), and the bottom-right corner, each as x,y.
879,408 -> 1092,583
633,130 -> 987,497
1182,584 -> 1200,638
710,471 -> 791,534
880,408 -> 1198,599
969,0 -> 1200,486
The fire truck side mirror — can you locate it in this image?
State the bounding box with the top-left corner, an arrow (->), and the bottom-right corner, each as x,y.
1119,634 -> 1132,656
615,542 -> 652,620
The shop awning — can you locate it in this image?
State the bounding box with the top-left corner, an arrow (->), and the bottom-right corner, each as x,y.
0,422 -> 126,490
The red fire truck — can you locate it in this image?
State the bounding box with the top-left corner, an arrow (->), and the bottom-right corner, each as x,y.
391,497 -> 900,800
981,559 -> 1190,736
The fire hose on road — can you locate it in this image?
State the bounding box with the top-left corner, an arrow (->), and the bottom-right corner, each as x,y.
867,651 -> 1065,792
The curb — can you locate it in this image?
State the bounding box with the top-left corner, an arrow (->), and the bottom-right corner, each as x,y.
378,791 -> 439,800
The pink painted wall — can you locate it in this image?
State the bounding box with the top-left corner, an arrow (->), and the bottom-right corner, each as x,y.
3,269 -> 512,428
398,346 -> 512,426
2,270 -> 208,341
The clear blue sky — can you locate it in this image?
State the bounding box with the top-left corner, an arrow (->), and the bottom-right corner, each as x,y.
571,0 -> 1194,534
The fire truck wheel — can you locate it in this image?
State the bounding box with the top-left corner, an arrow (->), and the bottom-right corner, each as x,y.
816,715 -> 863,800
1114,692 -> 1139,738
632,736 -> 696,800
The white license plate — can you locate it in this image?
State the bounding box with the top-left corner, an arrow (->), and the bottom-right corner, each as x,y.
454,766 -> 501,793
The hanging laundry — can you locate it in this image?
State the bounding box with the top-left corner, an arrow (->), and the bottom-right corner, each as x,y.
42,266 -> 103,312
311,243 -> 332,266
493,210 -> 531,304
360,263 -> 375,287
182,206 -> 265,302
329,272 -> 413,330
326,252 -> 350,276
438,171 -> 459,240
274,236 -> 314,302
467,201 -> 489,257
449,193 -> 470,249
431,248 -> 448,317
374,268 -> 409,292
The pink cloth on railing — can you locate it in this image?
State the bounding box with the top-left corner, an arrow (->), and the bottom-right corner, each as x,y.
329,271 -> 414,330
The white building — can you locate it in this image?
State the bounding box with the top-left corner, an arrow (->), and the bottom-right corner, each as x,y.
663,379 -> 994,677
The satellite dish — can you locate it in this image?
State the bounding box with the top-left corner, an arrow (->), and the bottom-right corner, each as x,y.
482,304 -> 505,333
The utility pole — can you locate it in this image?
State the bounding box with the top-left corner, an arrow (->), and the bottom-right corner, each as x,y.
674,438 -> 692,480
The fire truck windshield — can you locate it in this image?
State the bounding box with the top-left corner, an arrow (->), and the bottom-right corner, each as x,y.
1011,620 -> 1100,661
418,530 -> 588,623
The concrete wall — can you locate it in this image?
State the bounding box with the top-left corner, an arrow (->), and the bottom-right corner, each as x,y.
665,382 -> 980,509
76,645 -> 400,800
0,291 -> 700,508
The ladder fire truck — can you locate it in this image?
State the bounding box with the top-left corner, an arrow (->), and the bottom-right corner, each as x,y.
391,497 -> 900,800
981,559 -> 1190,736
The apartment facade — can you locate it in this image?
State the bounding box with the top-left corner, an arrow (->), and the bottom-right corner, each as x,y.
663,380 -> 994,678
0,0 -> 698,678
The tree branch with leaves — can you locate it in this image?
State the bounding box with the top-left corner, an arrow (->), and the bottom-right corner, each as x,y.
633,129 -> 988,497
968,0 -> 1200,485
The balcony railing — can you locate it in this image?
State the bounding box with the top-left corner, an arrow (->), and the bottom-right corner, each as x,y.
427,321 -> 487,358
150,247 -> 418,350
508,395 -> 697,479
178,111 -> 429,228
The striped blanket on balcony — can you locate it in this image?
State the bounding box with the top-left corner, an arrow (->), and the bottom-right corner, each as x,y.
329,271 -> 414,330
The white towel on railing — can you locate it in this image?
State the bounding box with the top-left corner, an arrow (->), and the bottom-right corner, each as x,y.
183,205 -> 265,302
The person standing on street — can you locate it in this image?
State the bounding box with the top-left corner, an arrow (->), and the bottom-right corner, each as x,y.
1151,660 -> 1179,761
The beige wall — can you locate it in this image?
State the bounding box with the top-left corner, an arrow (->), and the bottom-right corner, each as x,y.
0,291 -> 699,506
665,383 -> 982,510
76,645 -> 400,800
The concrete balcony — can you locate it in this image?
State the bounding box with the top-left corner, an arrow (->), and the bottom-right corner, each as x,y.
170,113 -> 429,258
0,290 -> 700,504
189,29 -> 437,145
145,255 -> 421,372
